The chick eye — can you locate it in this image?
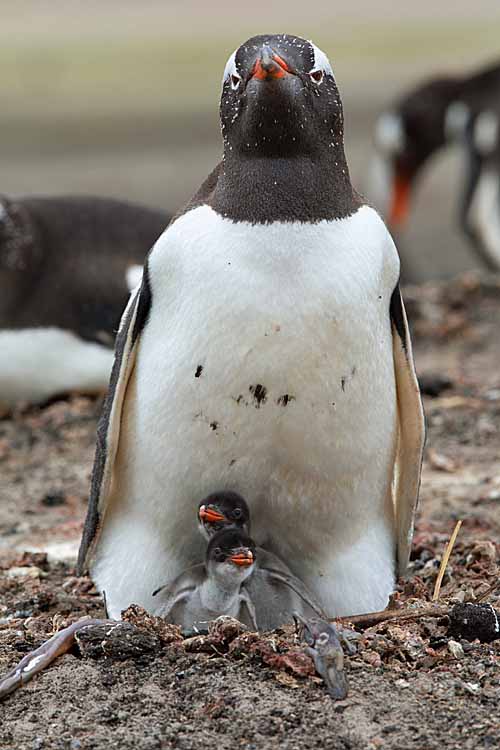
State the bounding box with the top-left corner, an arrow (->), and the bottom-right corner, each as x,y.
231,74 -> 241,90
309,69 -> 324,85
232,508 -> 242,519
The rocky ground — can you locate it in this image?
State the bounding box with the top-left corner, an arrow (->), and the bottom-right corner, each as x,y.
0,273 -> 499,749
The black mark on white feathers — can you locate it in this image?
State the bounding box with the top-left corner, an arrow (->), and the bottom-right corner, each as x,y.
249,384 -> 267,407
195,365 -> 203,378
341,367 -> 357,392
210,421 -> 219,431
277,394 -> 295,406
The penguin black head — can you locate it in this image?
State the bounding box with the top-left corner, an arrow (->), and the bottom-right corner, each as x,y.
373,77 -> 461,229
220,34 -> 343,159
206,528 -> 257,583
198,491 -> 250,541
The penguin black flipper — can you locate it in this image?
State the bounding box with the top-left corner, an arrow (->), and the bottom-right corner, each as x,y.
259,567 -> 328,619
77,270 -> 149,574
390,283 -> 426,576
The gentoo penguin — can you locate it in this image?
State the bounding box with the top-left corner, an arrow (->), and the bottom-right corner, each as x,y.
294,613 -> 349,700
371,59 -> 500,235
197,491 -> 327,629
0,194 -> 169,409
78,34 -> 425,620
153,528 -> 258,630
460,106 -> 500,270
198,490 -> 249,538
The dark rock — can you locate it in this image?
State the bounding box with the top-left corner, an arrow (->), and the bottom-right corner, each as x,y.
448,602 -> 500,643
75,622 -> 161,660
418,373 -> 454,398
41,492 -> 67,507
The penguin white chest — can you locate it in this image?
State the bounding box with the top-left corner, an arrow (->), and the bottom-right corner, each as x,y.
97,205 -> 401,617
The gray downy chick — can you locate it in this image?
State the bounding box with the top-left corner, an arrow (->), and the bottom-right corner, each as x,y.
197,491 -> 327,630
153,527 -> 257,631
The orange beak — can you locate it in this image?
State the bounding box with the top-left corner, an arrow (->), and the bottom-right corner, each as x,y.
251,46 -> 291,81
199,505 -> 226,524
229,550 -> 254,567
388,172 -> 411,228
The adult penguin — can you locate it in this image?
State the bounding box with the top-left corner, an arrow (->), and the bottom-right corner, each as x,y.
78,34 -> 425,619
0,194 -> 169,408
370,59 -> 500,232
460,106 -> 500,270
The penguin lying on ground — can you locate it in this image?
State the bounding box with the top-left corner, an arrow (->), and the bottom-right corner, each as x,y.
78,33 -> 425,620
370,58 -> 500,256
153,528 -> 258,629
198,491 -> 327,629
0,194 -> 169,409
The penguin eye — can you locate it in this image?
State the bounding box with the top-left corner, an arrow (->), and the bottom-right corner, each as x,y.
213,547 -> 224,561
232,508 -> 242,520
231,74 -> 241,90
309,69 -> 324,85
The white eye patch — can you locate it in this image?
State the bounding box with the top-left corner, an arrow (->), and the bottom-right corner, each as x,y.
444,101 -> 469,141
375,112 -> 405,154
309,42 -> 334,78
474,110 -> 499,155
222,50 -> 238,86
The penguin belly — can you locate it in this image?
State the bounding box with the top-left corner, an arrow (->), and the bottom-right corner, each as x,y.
0,328 -> 113,408
93,205 -> 401,618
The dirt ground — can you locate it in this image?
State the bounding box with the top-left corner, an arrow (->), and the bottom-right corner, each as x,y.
0,273 -> 499,749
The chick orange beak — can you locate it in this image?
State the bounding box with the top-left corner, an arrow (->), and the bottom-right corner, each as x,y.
388,172 -> 411,228
251,45 -> 292,81
229,550 -> 254,567
199,505 -> 226,524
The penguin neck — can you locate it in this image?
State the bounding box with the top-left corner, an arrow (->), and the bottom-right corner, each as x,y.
200,570 -> 244,611
212,148 -> 359,224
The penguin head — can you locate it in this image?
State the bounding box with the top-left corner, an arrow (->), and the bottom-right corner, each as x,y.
198,491 -> 250,541
220,34 -> 343,158
373,76 -> 460,229
206,528 -> 256,585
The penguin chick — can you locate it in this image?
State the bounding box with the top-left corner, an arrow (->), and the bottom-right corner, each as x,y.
197,491 -> 327,630
153,528 -> 257,631
294,613 -> 349,700
198,490 -> 250,540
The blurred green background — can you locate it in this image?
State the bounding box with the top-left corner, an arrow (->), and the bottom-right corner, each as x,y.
1,0 -> 500,280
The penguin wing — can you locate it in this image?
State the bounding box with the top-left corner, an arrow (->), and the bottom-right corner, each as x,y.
259,566 -> 328,619
76,266 -> 151,573
390,284 -> 426,576
152,564 -> 206,618
239,590 -> 258,630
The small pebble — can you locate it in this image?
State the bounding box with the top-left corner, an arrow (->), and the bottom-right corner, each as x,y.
448,640 -> 464,659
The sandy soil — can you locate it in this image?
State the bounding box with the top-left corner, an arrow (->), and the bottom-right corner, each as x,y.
0,273 -> 499,748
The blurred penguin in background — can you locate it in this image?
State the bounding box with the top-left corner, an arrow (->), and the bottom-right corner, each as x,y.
460,106 -> 500,271
0,195 -> 170,410
370,58 -> 500,266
